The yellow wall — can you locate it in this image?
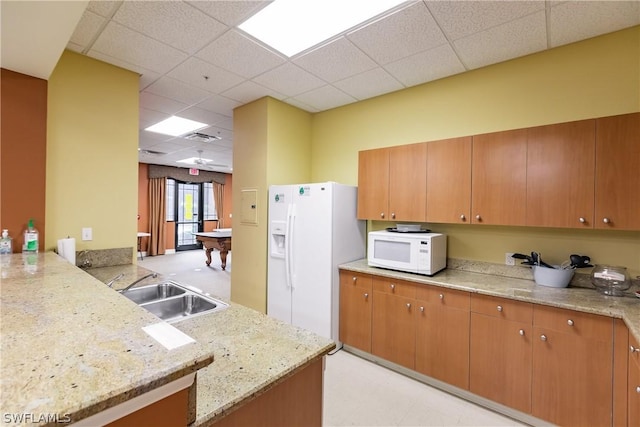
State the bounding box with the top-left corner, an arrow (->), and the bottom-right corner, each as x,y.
232,98 -> 312,312
46,51 -> 139,256
310,26 -> 640,275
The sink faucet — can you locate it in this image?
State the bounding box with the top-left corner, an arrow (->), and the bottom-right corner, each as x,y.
119,272 -> 158,293
106,273 -> 125,288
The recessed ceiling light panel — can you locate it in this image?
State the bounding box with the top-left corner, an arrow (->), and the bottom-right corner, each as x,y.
145,116 -> 208,137
238,0 -> 406,57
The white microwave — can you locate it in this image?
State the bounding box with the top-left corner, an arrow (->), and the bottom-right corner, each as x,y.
367,230 -> 447,276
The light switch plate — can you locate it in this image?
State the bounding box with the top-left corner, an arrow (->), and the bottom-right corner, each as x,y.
82,227 -> 92,241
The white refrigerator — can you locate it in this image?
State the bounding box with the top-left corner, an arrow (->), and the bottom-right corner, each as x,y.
267,182 -> 365,344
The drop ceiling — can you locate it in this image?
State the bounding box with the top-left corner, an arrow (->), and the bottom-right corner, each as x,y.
5,1 -> 640,173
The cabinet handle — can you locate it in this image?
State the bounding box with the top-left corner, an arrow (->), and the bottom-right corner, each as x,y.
603,217 -> 611,224
567,319 -> 574,326
380,212 -> 385,219
390,284 -> 395,291
540,334 -> 547,341
352,276 -> 357,283
439,293 -> 444,300
519,329 -> 525,336
630,345 -> 640,353
475,214 -> 481,221
364,293 -> 369,299
406,303 -> 411,309
496,305 -> 503,312
391,212 -> 396,219
637,386 -> 640,394
420,306 -> 424,313
460,214 -> 466,221
579,217 -> 586,223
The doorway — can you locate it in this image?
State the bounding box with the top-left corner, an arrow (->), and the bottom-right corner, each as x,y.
175,182 -> 202,251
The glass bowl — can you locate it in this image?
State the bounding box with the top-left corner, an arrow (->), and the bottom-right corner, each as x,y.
590,265 -> 631,296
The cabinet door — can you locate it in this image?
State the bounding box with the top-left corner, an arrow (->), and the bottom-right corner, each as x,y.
526,120 -> 596,228
416,287 -> 470,390
595,112 -> 640,230
532,306 -> 613,427
426,137 -> 472,223
389,143 -> 427,222
357,148 -> 389,220
371,291 -> 416,370
630,333 -> 640,427
471,129 -> 527,225
339,271 -> 372,352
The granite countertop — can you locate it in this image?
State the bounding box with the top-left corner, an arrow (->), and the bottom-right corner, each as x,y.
0,253 -> 215,426
340,259 -> 640,342
86,263 -> 336,426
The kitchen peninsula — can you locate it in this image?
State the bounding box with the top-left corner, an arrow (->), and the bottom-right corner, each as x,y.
1,253 -> 334,426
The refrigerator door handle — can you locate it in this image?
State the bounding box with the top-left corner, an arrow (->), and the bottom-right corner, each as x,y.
284,204 -> 292,289
288,204 -> 296,289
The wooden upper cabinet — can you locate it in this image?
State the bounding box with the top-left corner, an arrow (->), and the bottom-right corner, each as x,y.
595,112 -> 640,230
471,129 -> 527,225
389,143 -> 427,222
526,120 -> 596,228
357,148 -> 389,220
426,137 -> 472,224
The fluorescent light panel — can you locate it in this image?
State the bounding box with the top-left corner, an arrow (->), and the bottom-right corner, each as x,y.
177,157 -> 211,165
145,116 -> 208,137
239,0 -> 406,57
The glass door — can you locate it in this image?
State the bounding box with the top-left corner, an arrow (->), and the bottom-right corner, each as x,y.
176,182 -> 202,251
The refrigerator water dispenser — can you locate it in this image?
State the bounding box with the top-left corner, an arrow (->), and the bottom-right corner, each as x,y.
270,220 -> 286,258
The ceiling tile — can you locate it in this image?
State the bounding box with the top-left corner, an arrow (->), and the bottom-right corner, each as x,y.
89,21 -> 189,74
144,76 -> 212,106
86,50 -> 161,90
294,37 -> 378,83
221,80 -> 286,104
143,141 -> 190,155
69,10 -> 105,48
333,68 -> 404,101
186,0 -> 270,26
196,29 -> 286,79
139,92 -> 189,116
178,106 -> 230,128
549,1 -> 640,47
167,57 -> 245,93
86,0 -> 122,18
347,2 -> 447,65
385,44 -> 466,87
112,1 -> 227,54
454,11 -> 547,70
292,85 -> 357,111
283,98 -> 320,113
195,94 -> 242,117
66,42 -> 83,53
139,129 -> 172,148
139,107 -> 170,129
426,0 -> 545,41
214,117 -> 234,132
252,63 -> 325,97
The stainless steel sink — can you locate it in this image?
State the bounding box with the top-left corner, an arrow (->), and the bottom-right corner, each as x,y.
121,282 -> 186,304
121,280 -> 228,323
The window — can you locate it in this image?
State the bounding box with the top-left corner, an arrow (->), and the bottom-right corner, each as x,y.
166,179 -> 175,221
203,182 -> 217,220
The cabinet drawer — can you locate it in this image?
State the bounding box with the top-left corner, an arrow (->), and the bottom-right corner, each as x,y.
372,278 -> 416,298
340,271 -> 372,291
416,285 -> 470,310
533,305 -> 612,342
470,294 -> 532,323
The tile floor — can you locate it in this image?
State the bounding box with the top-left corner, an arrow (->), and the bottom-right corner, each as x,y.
138,250 -> 528,427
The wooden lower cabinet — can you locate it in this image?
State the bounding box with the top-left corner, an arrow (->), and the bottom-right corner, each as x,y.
371,278 -> 416,369
630,333 -> 640,426
339,271 -> 372,352
469,294 -> 533,413
416,286 -> 470,390
532,305 -> 613,427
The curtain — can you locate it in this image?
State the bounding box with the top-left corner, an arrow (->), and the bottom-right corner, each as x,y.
148,177 -> 166,256
213,181 -> 224,228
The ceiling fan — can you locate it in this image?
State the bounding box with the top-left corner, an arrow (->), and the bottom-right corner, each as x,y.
193,150 -> 228,170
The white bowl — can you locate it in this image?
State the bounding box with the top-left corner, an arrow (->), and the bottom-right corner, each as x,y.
532,265 -> 574,288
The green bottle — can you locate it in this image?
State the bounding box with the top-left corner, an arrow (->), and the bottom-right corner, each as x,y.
23,219 -> 39,253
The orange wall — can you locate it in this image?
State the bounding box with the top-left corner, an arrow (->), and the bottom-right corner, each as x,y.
0,69 -> 48,252
137,163 -> 233,251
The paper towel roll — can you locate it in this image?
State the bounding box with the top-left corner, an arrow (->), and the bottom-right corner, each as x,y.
57,238 -> 76,265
